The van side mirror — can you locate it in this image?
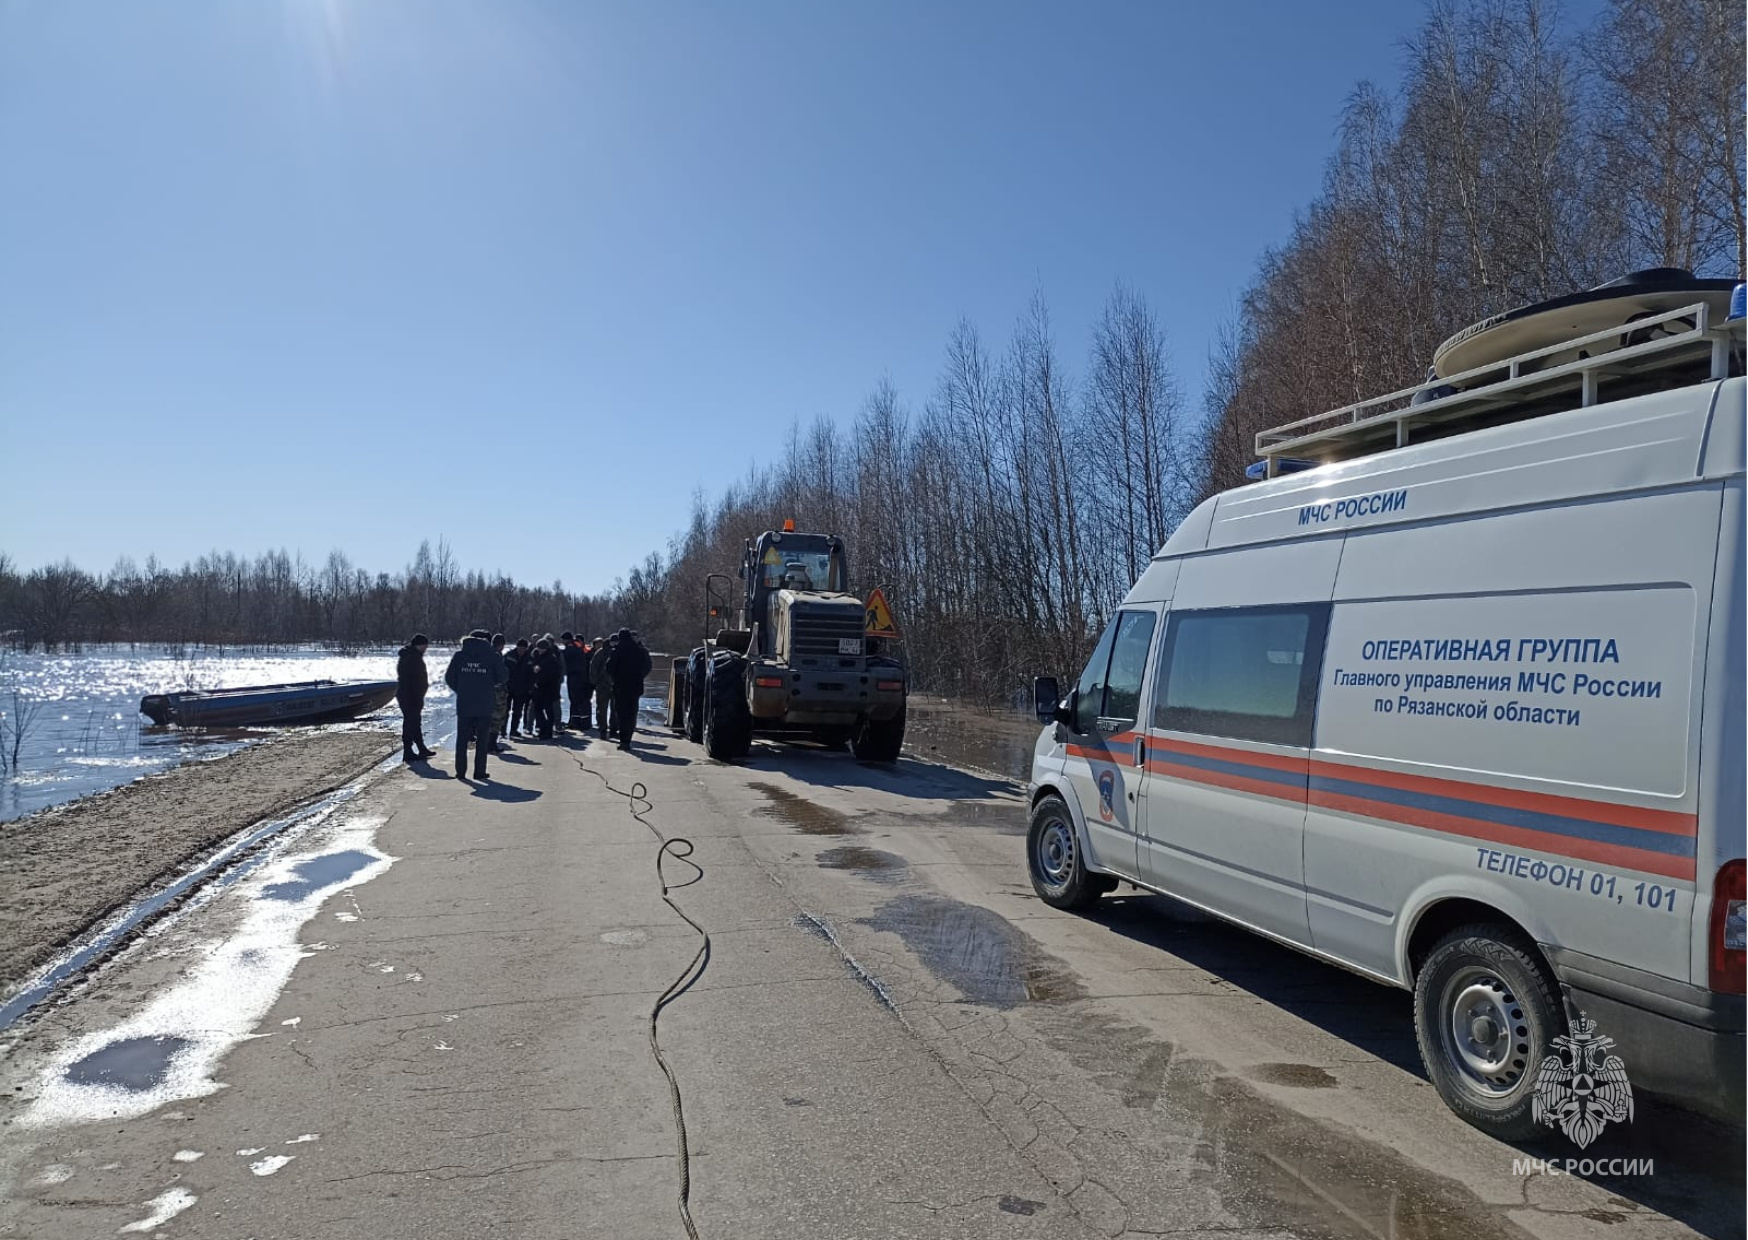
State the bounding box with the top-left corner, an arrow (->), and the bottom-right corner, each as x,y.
1034,677 -> 1073,728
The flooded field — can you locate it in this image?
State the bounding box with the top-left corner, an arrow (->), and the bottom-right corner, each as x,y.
0,646 -> 455,823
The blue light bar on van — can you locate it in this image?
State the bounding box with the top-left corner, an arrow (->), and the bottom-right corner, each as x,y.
1730,283 -> 1745,321
1246,458 -> 1317,481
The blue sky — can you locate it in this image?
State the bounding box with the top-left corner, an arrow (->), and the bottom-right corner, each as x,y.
5,0 -> 1445,594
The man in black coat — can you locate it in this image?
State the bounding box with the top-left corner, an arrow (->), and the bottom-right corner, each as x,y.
396,634 -> 435,762
530,637 -> 564,739
561,632 -> 592,731
605,628 -> 653,751
503,638 -> 534,736
445,628 -> 508,780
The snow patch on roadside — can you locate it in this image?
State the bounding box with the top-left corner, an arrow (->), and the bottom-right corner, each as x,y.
20,817 -> 394,1128
250,1154 -> 294,1176
119,1187 -> 196,1233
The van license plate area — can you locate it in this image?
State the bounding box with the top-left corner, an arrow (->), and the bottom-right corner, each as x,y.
838,638 -> 862,654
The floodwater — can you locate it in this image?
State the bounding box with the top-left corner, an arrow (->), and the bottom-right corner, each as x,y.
0,645 -> 458,822
903,696 -> 1039,782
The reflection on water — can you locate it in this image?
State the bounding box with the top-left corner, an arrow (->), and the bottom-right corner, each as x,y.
0,645 -> 460,823
260,849 -> 376,902
63,1035 -> 191,1092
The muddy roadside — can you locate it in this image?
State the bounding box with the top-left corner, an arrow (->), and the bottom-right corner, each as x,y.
0,729 -> 397,992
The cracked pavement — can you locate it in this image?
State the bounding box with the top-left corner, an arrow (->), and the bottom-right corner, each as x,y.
0,727 -> 1740,1239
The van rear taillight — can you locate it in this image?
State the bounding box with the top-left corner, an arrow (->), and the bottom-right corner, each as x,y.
1709,859 -> 1746,994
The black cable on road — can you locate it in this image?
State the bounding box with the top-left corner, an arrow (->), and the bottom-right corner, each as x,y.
569,755 -> 709,1240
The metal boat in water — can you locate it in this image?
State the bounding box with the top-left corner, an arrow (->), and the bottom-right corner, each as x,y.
139,679 -> 398,728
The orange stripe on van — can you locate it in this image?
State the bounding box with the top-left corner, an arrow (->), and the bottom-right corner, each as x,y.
1148,734 -> 1309,774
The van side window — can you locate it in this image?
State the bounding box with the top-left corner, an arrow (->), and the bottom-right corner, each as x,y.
1103,611 -> 1158,726
1154,605 -> 1330,746
1072,610 -> 1156,734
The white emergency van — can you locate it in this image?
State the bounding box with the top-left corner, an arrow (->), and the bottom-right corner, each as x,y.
1027,276 -> 1745,1138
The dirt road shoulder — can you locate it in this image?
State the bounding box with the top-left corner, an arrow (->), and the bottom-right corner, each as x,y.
0,729 -> 397,991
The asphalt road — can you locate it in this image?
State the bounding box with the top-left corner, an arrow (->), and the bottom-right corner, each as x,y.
1,723 -> 1741,1240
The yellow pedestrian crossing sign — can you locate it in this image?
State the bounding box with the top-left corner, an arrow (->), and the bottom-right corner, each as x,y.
864,588 -> 899,638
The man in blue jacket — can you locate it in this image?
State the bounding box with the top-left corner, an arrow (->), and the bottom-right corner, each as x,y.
445,628 -> 508,780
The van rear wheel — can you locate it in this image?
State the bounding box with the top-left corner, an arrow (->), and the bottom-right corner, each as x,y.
1413,924 -> 1563,1142
1027,794 -> 1103,911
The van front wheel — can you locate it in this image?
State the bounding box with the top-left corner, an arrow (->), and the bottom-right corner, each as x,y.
1413,924 -> 1563,1142
1027,795 -> 1103,911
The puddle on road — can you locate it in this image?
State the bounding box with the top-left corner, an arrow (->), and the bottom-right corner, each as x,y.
1249,1062 -> 1339,1089
749,782 -> 857,835
63,1035 -> 191,1091
261,850 -> 375,902
859,894 -> 1084,1008
1047,1007 -> 1535,1240
816,846 -> 907,883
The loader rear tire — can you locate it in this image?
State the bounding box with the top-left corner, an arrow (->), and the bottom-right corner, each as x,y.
685,652 -> 707,745
704,656 -> 751,762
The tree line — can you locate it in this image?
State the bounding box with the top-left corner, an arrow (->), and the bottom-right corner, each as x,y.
0,543 -> 616,654
3,0 -> 1739,709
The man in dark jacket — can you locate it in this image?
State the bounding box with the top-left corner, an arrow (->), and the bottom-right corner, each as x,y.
504,638 -> 533,736
605,628 -> 653,750
489,633 -> 511,752
561,632 -> 592,731
445,628 -> 507,780
396,634 -> 435,762
590,636 -> 614,739
530,637 -> 564,739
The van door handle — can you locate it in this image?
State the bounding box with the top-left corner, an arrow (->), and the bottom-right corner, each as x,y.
1134,737 -> 1145,768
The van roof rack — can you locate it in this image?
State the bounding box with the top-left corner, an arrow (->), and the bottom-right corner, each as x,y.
1253,300 -> 1744,479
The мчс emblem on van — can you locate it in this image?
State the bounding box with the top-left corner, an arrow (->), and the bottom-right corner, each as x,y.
1531,1013 -> 1633,1148
1097,769 -> 1116,822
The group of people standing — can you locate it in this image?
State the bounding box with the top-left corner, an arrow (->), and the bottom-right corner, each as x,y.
395,628 -> 653,780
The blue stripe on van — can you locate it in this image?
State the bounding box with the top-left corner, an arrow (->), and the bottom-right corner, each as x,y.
1151,746 -> 1307,791
1306,773 -> 1696,859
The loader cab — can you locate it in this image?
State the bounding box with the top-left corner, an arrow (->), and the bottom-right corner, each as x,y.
743,530 -> 849,604
738,529 -> 852,661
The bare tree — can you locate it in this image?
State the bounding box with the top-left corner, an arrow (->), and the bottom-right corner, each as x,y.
1589,0 -> 1746,276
